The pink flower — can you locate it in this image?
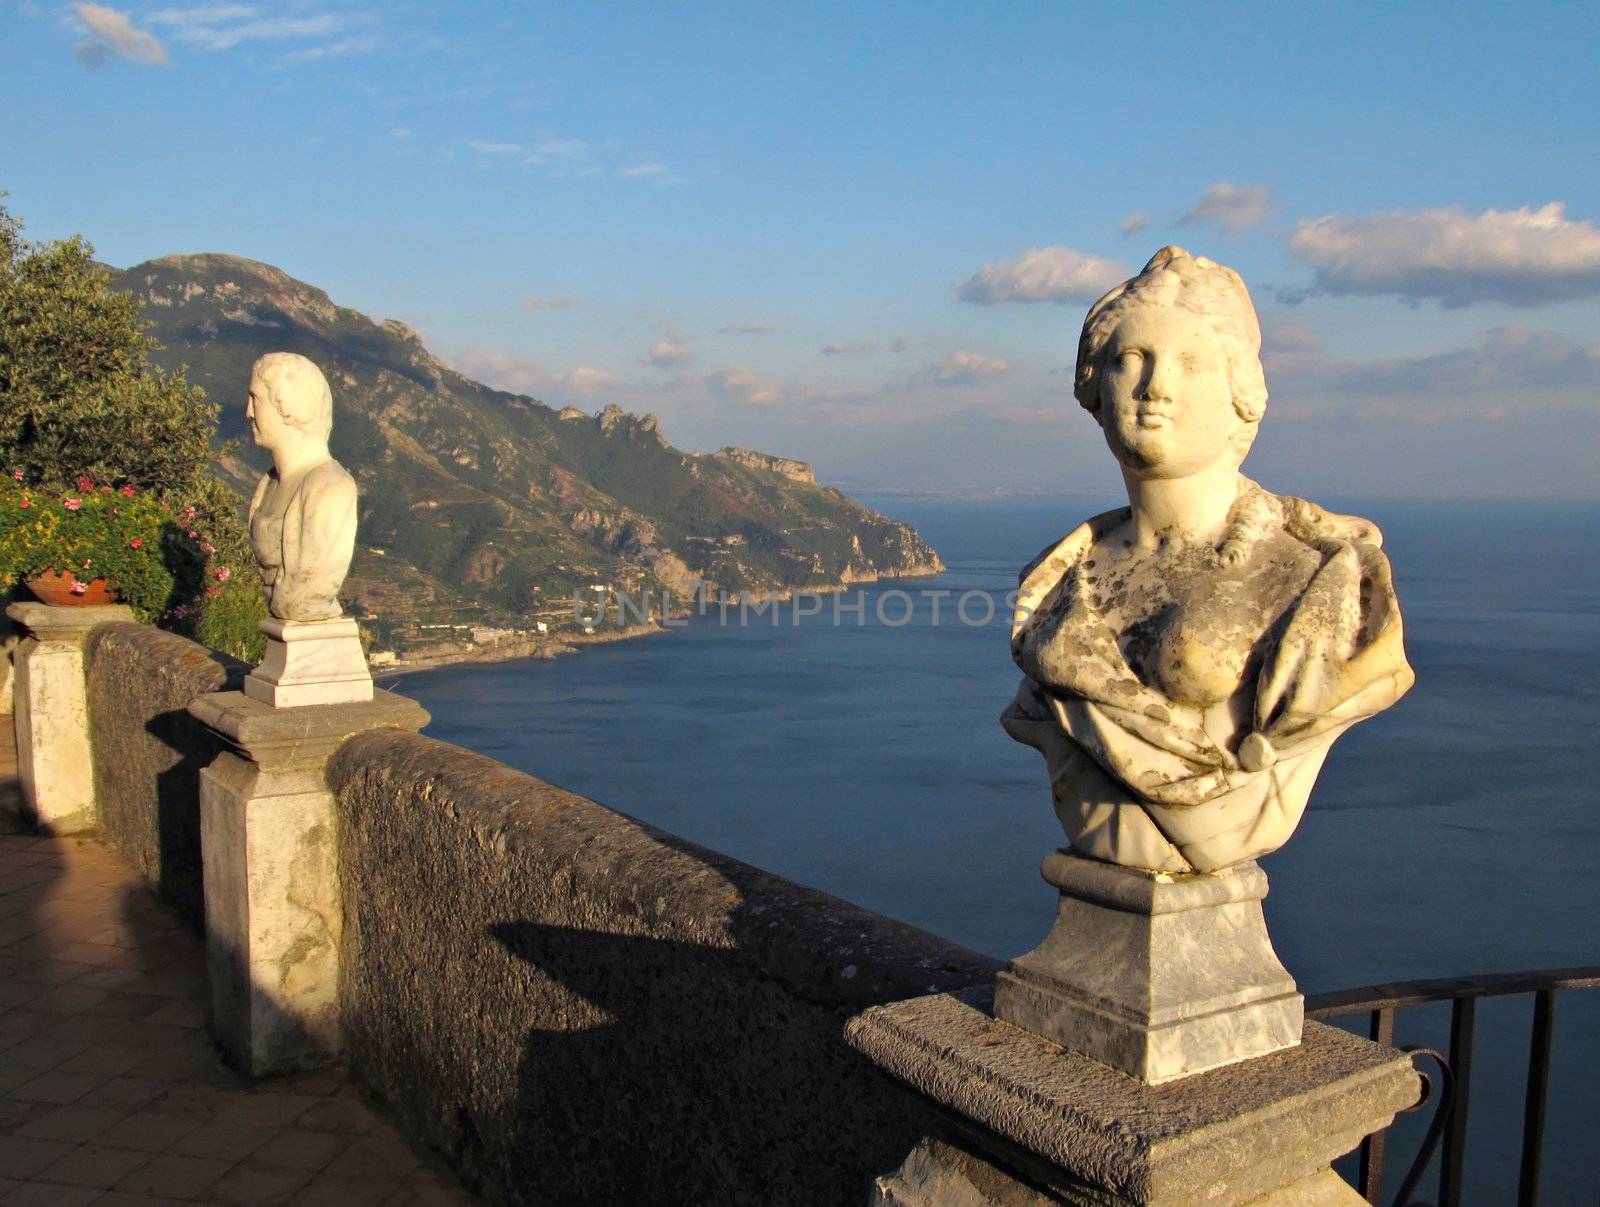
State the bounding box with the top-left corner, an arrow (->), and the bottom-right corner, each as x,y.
100,485 -> 112,494
70,581 -> 87,595
81,559 -> 92,570
11,470 -> 22,481
120,485 -> 136,497
18,498 -> 29,509
183,506 -> 197,518
187,529 -> 198,539
64,498 -> 82,511
205,586 -> 221,599
200,541 -> 215,555
129,539 -> 143,549
77,475 -> 93,492
215,567 -> 231,582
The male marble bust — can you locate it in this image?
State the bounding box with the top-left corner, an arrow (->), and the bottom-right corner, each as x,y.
1002,247 -> 1414,874
245,353 -> 357,622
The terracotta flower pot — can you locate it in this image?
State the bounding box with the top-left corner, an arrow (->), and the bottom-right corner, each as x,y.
26,571 -> 119,607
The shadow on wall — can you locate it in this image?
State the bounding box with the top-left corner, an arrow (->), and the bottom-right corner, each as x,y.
86,624 -> 247,929
485,917 -> 902,1202
0,585 -> 20,718
331,731 -> 1001,1207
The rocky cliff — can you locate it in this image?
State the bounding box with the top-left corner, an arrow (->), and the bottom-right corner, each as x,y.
112,254 -> 942,625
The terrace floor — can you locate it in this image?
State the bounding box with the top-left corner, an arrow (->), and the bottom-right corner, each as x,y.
0,722 -> 474,1206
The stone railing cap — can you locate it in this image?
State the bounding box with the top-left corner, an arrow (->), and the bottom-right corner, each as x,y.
7,601 -> 136,638
845,986 -> 1420,1204
188,687 -> 429,759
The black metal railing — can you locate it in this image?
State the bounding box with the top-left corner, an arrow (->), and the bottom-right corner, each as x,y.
1306,965 -> 1600,1206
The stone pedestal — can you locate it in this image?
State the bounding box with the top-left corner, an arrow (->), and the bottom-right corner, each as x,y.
847,987 -> 1420,1206
6,601 -> 134,832
993,852 -> 1301,1084
244,617 -> 373,708
188,688 -> 428,1075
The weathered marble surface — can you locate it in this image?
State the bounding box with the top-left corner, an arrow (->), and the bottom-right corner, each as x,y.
245,352 -> 358,623
188,688 -> 428,1074
847,985 -> 1418,1206
1003,247 -> 1413,875
243,616 -> 373,707
6,601 -> 134,833
994,851 -> 1301,1083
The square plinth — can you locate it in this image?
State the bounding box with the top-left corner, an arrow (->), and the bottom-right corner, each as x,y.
994,853 -> 1303,1084
243,616 -> 373,707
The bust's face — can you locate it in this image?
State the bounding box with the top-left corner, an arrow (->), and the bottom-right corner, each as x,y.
1097,307 -> 1242,480
245,372 -> 286,453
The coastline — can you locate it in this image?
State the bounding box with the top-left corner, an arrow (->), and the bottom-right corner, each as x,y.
370,561 -> 946,679
372,620 -> 672,680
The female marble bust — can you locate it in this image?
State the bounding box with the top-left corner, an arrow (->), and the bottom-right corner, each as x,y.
245,353 -> 357,622
1002,247 -> 1414,874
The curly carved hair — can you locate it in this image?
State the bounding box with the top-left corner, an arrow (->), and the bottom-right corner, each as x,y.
251,352 -> 334,439
1074,246 -> 1267,423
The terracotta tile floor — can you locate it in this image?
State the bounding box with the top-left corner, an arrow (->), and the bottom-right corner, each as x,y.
0,722 -> 475,1206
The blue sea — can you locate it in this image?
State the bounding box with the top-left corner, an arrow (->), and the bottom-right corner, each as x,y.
383,495 -> 1600,1204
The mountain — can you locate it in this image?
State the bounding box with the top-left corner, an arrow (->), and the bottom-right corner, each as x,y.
109,254 -> 942,633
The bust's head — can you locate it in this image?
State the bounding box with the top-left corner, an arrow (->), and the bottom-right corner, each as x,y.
247,352 -> 334,456
1075,248 -> 1267,478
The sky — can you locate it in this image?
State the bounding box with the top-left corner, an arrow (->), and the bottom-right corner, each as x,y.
3,1 -> 1599,498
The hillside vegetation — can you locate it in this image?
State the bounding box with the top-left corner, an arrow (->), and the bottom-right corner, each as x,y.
111,254 -> 941,633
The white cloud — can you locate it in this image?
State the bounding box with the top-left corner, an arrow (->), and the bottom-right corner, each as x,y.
1288,203 -> 1600,307
1263,323 -> 1323,357
718,323 -> 776,335
705,368 -> 783,406
821,340 -> 876,356
1325,326 -> 1600,401
564,365 -> 618,394
468,139 -> 531,159
648,338 -> 691,369
447,351 -> 622,404
1180,182 -> 1274,233
390,127 -> 412,139
282,34 -> 378,63
923,351 -> 1010,386
447,351 -> 551,396
467,137 -> 622,178
145,5 -> 366,53
620,162 -> 668,178
74,3 -> 169,65
1262,324 -> 1600,429
957,247 -> 1127,305
518,294 -> 576,312
1120,212 -> 1149,237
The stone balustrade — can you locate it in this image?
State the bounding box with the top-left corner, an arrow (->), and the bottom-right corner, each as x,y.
6,606 -> 1419,1204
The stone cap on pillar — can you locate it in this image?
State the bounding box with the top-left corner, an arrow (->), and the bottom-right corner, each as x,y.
846,985 -> 1420,1206
7,601 -> 135,643
188,687 -> 429,769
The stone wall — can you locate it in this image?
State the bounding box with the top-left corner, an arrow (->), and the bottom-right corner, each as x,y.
84,623 -> 247,927
328,730 -> 1001,1207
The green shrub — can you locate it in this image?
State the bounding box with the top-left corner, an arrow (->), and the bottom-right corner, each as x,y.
0,201 -> 267,658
